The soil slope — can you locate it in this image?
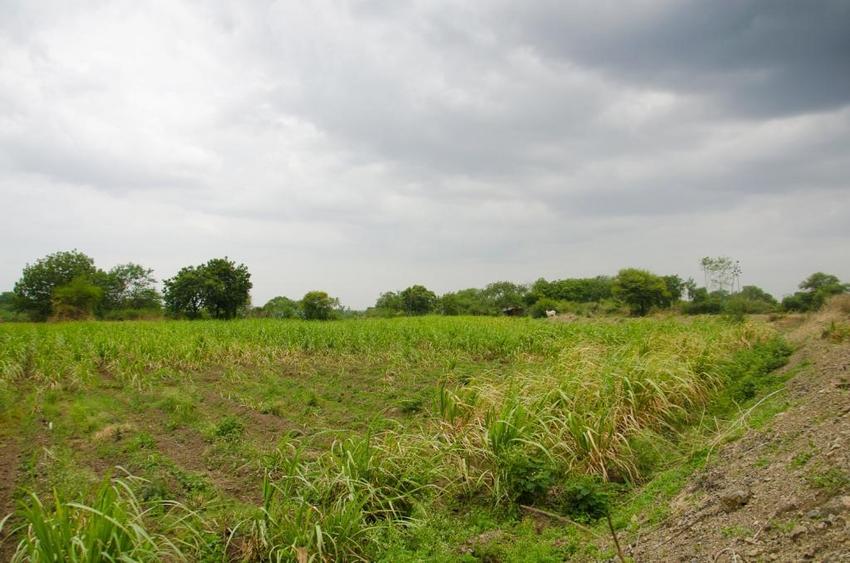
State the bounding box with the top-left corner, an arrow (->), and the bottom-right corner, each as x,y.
630,306 -> 850,562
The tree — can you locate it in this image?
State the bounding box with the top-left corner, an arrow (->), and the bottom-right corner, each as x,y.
682,278 -> 698,301
799,272 -> 844,295
737,285 -> 777,305
163,266 -> 208,319
612,268 -> 670,316
481,281 -> 528,311
262,296 -> 300,319
783,272 -> 847,312
301,291 -> 339,320
100,263 -> 161,312
438,288 -> 490,316
202,258 -> 252,319
0,291 -> 24,322
52,276 -> 103,320
400,285 -> 437,315
374,291 -> 403,313
163,258 -> 252,320
13,250 -> 99,320
529,276 -> 613,304
660,275 -> 685,307
700,257 -> 741,294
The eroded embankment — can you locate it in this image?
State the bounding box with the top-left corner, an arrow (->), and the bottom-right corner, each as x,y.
627,304 -> 850,561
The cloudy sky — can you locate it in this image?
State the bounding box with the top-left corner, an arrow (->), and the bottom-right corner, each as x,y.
1,1 -> 849,308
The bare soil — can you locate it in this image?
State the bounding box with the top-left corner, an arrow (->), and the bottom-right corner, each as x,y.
629,309 -> 850,562
0,434 -> 21,560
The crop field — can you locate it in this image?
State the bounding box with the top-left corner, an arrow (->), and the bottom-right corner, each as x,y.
0,317 -> 790,561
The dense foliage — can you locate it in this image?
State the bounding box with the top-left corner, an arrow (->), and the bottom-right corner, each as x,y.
612,268 -> 671,316
11,251 -> 161,321
163,257 -> 252,319
5,250 -> 847,323
782,272 -> 848,312
301,290 -> 339,320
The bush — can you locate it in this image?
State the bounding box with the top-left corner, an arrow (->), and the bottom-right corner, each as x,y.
100,308 -> 163,321
301,291 -> 339,320
553,475 -> 612,522
528,298 -> 561,318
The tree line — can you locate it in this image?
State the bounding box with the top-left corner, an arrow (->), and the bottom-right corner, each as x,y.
1,250 -> 847,322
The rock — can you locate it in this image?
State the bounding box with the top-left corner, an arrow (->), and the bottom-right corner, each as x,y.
720,488 -> 752,512
806,508 -> 823,519
790,525 -> 806,541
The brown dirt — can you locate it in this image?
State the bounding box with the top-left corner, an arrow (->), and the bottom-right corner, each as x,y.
0,434 -> 21,559
154,427 -> 262,504
628,306 -> 850,562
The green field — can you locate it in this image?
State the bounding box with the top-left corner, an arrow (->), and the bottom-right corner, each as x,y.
0,316 -> 790,561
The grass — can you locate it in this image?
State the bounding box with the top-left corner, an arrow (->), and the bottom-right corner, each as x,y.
2,474 -> 204,562
0,316 -> 790,560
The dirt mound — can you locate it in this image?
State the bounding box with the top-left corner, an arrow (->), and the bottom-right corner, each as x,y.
629,308 -> 850,561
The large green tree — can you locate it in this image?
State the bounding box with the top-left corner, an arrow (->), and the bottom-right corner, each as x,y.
612,268 -> 670,316
162,266 -> 207,319
13,250 -> 99,320
301,291 -> 339,320
202,258 -> 252,319
782,272 -> 847,312
163,258 -> 251,320
400,285 -> 437,315
373,291 -> 404,315
481,281 -> 527,311
261,296 -> 301,319
100,263 -> 161,312
52,276 -> 103,320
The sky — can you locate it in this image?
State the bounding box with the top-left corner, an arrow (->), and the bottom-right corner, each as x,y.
1,0 -> 849,309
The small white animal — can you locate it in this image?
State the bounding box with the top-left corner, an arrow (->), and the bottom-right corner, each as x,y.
545,310 -> 557,318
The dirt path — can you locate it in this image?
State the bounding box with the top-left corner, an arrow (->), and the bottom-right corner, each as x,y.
629,310 -> 850,561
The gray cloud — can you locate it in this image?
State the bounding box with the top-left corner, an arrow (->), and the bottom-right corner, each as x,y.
0,0 -> 849,308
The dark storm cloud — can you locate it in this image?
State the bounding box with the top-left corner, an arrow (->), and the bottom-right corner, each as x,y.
498,0 -> 850,117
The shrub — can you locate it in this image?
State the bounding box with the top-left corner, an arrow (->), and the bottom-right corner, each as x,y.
553,475 -> 612,522
528,298 -> 560,318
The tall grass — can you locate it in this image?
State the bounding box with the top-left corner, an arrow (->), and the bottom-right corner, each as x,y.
3,475 -> 202,562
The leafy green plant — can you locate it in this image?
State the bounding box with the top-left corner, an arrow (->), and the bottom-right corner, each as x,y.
213,416 -> 244,439
553,475 -> 612,522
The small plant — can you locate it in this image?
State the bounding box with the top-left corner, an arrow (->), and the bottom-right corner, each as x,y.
554,475 -> 612,522
790,448 -> 815,469
721,525 -> 753,538
259,400 -> 286,417
806,467 -> 850,495
213,416 -> 244,439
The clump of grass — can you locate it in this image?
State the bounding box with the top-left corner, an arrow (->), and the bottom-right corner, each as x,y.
4,475 -> 202,562
212,416 -> 244,439
822,321 -> 850,343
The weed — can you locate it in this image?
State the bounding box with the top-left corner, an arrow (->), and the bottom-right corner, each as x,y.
213,416 -> 244,439
721,525 -> 753,538
806,468 -> 850,495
